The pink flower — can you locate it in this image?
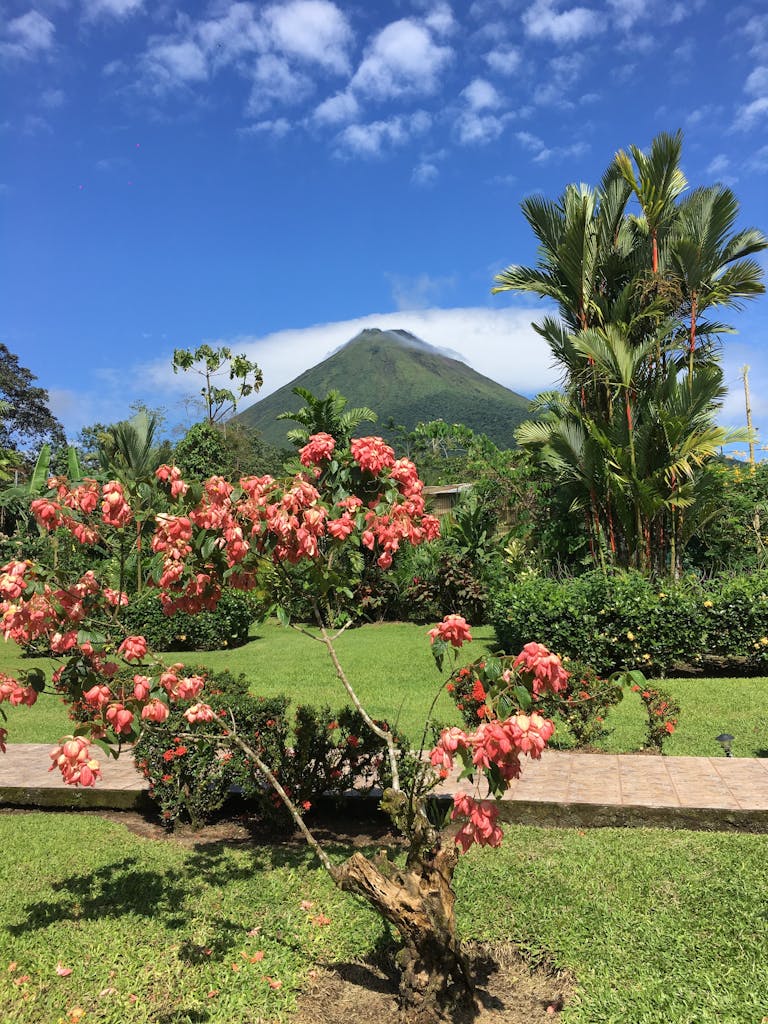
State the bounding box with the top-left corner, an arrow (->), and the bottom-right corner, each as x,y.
83,684 -> 112,708
101,481 -> 133,528
451,793 -> 503,853
513,642 -> 569,694
49,736 -> 102,787
118,635 -> 147,662
133,675 -> 152,701
299,433 -> 336,466
106,703 -> 134,735
350,437 -> 396,475
428,615 -> 473,648
184,702 -> 215,724
327,514 -> 355,540
141,699 -> 169,723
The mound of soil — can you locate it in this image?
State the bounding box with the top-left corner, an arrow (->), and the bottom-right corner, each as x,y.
293,942 -> 574,1024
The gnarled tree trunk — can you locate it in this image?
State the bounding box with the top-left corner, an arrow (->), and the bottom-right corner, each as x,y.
332,841 -> 476,1023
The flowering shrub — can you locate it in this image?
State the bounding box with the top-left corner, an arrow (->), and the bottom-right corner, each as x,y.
0,433 -> 584,1018
629,681 -> 680,751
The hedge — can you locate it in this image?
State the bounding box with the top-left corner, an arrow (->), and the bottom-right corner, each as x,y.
491,570 -> 768,676
122,587 -> 259,651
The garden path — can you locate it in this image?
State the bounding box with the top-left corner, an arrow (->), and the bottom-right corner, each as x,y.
1,744 -> 766,829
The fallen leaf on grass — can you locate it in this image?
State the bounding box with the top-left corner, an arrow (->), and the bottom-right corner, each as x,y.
300,900 -> 314,911
56,963 -> 73,977
312,914 -> 331,927
99,987 -> 117,997
265,976 -> 282,989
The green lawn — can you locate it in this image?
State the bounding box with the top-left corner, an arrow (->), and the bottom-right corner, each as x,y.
2,620 -> 767,757
0,814 -> 765,1023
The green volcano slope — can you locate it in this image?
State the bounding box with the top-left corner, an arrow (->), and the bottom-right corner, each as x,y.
233,327 -> 531,449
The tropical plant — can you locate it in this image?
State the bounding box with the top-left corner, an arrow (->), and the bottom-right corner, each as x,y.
173,344 -> 263,424
494,131 -> 767,576
277,386 -> 376,447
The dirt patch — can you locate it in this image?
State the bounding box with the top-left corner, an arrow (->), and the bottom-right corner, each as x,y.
0,804 -> 405,849
293,942 -> 575,1024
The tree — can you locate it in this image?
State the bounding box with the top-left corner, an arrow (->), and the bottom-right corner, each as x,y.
172,344 -> 263,424
174,420 -> 288,481
0,429 -> 619,1022
277,387 -> 376,447
494,131 -> 766,575
0,344 -> 65,455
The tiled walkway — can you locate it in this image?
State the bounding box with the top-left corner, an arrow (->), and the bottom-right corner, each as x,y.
1,744 -> 767,828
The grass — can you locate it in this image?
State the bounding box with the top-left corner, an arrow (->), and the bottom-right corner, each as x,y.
0,813 -> 765,1023
2,620 -> 768,757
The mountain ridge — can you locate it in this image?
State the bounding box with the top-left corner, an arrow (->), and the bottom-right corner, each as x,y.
233,328 -> 531,450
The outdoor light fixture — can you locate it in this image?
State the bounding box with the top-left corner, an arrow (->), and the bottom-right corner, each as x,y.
716,733 -> 735,757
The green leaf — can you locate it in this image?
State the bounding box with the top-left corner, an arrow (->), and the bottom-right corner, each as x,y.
276,605 -> 291,628
497,693 -> 514,720
483,657 -> 502,681
513,685 -> 532,711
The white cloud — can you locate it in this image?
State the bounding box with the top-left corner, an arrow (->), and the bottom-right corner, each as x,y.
240,117 -> 292,137
196,3 -> 266,67
706,153 -> 731,177
40,87 -> 65,109
733,96 -> 768,131
455,111 -> 507,145
484,45 -> 521,76
142,39 -> 208,86
746,144 -> 768,174
746,65 -> 768,96
247,54 -> 313,114
313,90 -> 359,125
462,77 -> 502,110
138,307 -> 555,419
0,10 -> 55,60
351,18 -> 452,100
263,0 -> 353,73
516,130 -> 587,163
412,159 -> 439,185
82,0 -> 143,18
522,0 -> 605,44
532,52 -> 585,106
607,0 -> 645,31
424,2 -> 455,36
387,272 -> 457,310
334,110 -> 431,157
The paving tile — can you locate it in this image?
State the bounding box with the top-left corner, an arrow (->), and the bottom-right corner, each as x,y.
2,744 -> 767,826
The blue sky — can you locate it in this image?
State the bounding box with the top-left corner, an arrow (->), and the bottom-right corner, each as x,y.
3,0 -> 768,454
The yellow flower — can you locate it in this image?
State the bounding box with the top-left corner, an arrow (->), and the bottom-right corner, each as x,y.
626,631 -> 635,641
658,592 -> 667,599
761,637 -> 768,647
703,600 -> 713,609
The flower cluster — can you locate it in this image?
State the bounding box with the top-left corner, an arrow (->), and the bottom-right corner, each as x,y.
513,641 -> 570,695
428,614 -> 473,648
299,433 -> 336,466
630,683 -> 680,751
49,737 -> 102,787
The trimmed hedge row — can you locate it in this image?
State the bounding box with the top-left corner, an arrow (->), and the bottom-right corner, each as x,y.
491,570 -> 768,676
123,588 -> 259,651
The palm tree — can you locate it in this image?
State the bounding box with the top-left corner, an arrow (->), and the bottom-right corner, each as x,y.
277,388 -> 377,449
496,131 -> 764,575
615,130 -> 688,275
98,410 -> 164,592
668,185 -> 767,380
